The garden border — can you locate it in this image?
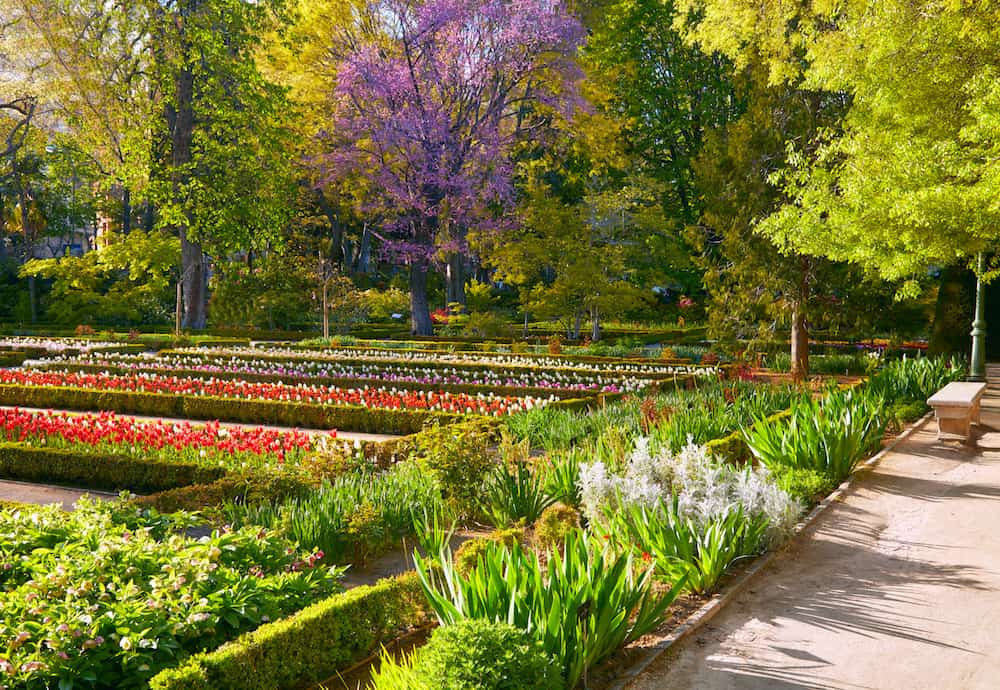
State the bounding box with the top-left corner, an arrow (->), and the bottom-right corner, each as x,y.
607,411 -> 934,690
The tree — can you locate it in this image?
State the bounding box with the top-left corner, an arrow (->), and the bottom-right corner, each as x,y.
583,0 -> 740,225
676,0 -> 1000,291
691,73 -> 853,377
323,0 -> 584,335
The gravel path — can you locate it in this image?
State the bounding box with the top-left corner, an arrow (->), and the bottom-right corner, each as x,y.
628,369 -> 1000,690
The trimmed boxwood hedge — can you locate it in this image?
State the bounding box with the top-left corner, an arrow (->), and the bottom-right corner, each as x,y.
0,384 -> 463,434
148,572 -> 427,690
0,351 -> 27,367
0,442 -> 226,493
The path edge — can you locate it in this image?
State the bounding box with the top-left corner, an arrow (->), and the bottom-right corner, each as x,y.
609,412 -> 934,690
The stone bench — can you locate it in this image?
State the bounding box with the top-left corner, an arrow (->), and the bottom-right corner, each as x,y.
927,381 -> 987,442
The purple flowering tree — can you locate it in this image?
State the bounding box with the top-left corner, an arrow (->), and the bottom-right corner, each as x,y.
323,0 -> 584,335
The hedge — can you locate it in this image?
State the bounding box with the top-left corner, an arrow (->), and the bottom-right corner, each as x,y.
133,474 -> 315,513
148,572 -> 427,690
0,351 -> 27,367
0,384 -> 463,434
0,442 -> 226,493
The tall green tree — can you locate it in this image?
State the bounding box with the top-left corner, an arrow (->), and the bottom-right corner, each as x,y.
677,0 -> 1000,291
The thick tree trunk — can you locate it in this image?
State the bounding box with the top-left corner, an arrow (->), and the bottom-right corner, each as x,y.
445,253 -> 466,307
17,184 -> 36,323
790,300 -> 809,380
314,189 -> 344,269
167,61 -> 207,329
357,225 -> 371,273
572,309 -> 583,340
180,230 -> 207,329
409,261 -> 433,336
590,305 -> 601,342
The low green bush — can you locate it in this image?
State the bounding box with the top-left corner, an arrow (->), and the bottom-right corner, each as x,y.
772,467 -> 838,505
148,573 -> 426,690
533,502 -> 580,551
0,442 -> 226,493
414,420 -> 499,519
133,474 -> 314,514
371,619 -> 560,690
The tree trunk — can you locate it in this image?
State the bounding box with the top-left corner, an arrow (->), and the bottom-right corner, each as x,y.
591,305 -> 601,342
572,309 -> 583,340
357,225 -> 371,273
167,59 -> 207,329
122,187 -> 132,234
314,189 -> 344,269
409,261 -> 433,336
17,183 -> 36,323
790,300 -> 809,380
180,230 -> 207,329
445,253 -> 466,308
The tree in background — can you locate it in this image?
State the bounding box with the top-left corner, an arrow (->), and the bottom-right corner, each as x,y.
322,0 -> 584,335
677,0 -> 1000,292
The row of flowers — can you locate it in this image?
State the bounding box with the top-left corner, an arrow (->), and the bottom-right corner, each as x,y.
38,352 -> 652,393
0,407 -> 335,469
0,337 -> 120,354
203,345 -> 721,377
0,369 -> 550,416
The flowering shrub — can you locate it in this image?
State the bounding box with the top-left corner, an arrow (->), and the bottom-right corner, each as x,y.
0,500 -> 341,688
0,370 -> 545,417
579,438 -> 800,542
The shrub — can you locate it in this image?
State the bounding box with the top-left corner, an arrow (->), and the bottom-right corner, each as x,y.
534,502 -> 580,551
414,421 -> 498,519
772,467 -> 838,505
454,537 -> 493,575
413,531 -> 679,688
149,573 -> 426,690
371,619 -> 560,690
539,449 -> 582,508
867,355 -> 966,404
547,334 -> 562,355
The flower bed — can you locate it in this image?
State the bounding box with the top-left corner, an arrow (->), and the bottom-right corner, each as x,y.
33,352 -> 640,397
0,370 -> 547,417
174,345 -> 717,379
0,500 -> 341,689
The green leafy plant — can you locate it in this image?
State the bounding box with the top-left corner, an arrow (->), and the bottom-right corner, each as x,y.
743,387 -> 885,482
602,498 -> 769,595
485,459 -> 556,527
412,505 -> 458,559
415,421 -> 498,519
370,619 -> 559,690
534,502 -> 580,551
412,530 -> 681,688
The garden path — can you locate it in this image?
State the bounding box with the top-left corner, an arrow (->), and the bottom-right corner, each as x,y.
629,365 -> 1000,690
0,405 -> 401,443
0,478 -> 116,509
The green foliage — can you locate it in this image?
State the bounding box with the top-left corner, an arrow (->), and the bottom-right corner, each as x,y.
371,619 -> 560,690
361,288 -> 411,322
0,499 -> 341,689
534,503 -> 580,552
0,441 -> 226,494
743,388 -> 885,482
412,505 -> 458,560
867,356 -> 966,405
149,573 -> 426,690
413,531 -> 680,688
414,421 -> 499,519
209,255 -> 316,331
603,499 -> 769,595
222,461 -> 443,565
771,467 -> 837,506
485,459 -> 556,528
20,231 -> 179,326
540,449 -> 583,509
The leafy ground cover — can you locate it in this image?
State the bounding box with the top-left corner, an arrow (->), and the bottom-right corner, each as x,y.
0,500 -> 341,689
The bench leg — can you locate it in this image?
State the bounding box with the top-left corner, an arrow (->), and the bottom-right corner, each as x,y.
972,399 -> 982,425
937,413 -> 973,441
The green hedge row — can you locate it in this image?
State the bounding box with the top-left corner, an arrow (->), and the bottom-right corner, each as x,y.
0,442 -> 226,493
0,351 -> 27,367
41,362 -> 599,401
0,384 -> 463,434
133,474 -> 315,514
148,572 -> 427,690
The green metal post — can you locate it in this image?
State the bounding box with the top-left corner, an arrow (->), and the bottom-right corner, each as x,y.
969,252 -> 988,383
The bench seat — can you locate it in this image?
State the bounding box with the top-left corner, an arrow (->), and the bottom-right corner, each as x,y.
927,381 -> 987,442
